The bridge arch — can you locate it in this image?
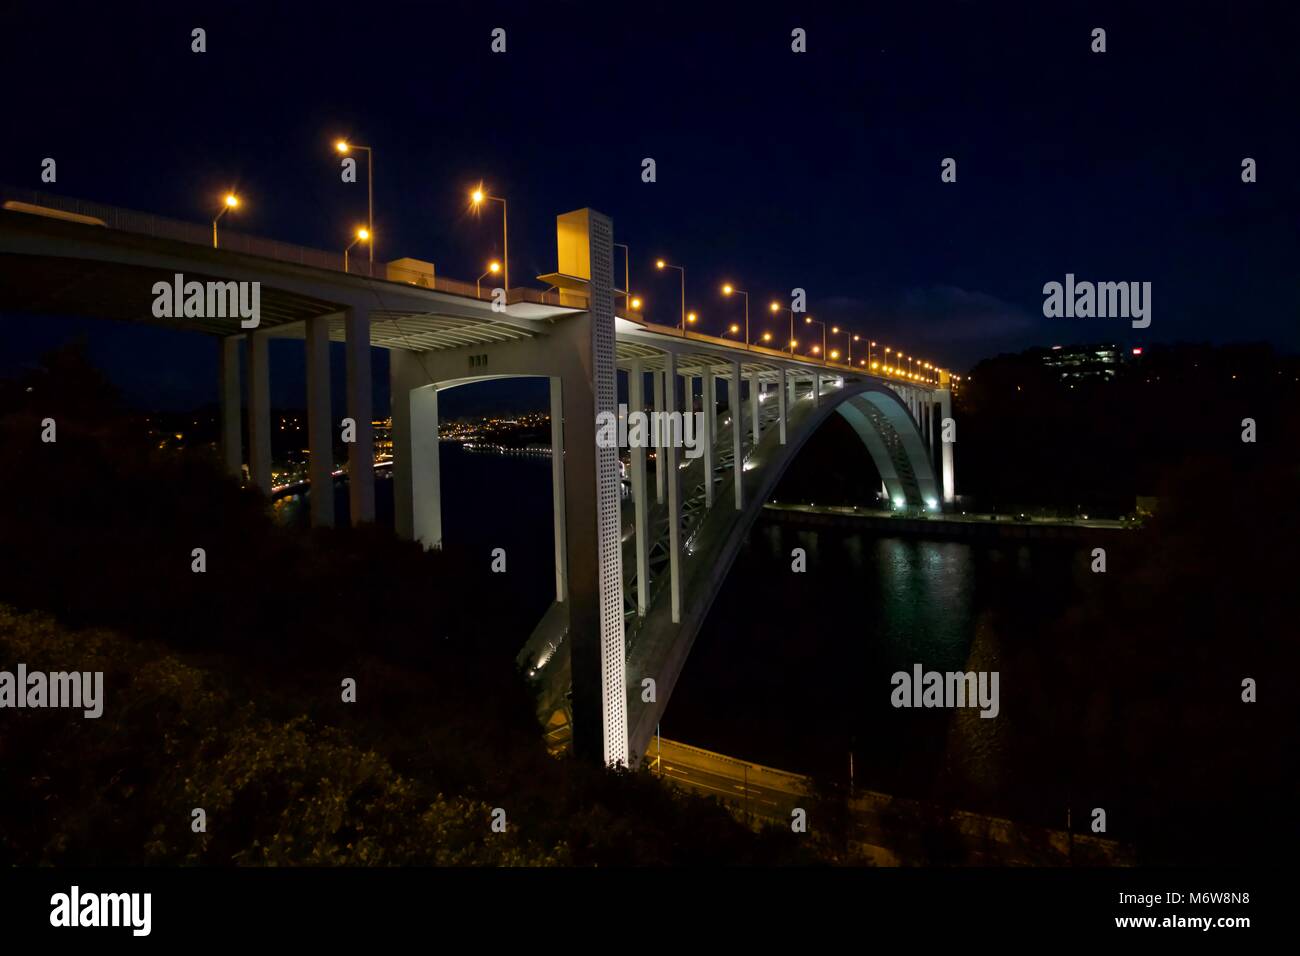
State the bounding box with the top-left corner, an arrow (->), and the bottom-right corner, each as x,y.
622,377 -> 943,758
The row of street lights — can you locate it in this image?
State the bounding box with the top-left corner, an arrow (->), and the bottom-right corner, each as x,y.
209,138 -> 941,381
622,250 -> 942,382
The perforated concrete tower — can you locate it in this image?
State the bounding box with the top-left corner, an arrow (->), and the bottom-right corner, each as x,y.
550,208 -> 628,767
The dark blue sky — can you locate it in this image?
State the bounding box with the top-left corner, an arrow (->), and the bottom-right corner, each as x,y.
2,0 -> 1297,414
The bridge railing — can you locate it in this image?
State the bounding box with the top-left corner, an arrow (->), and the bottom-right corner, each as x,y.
1,184 -> 582,309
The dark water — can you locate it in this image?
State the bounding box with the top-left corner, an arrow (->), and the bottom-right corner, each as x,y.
277,447 -> 1081,825
667,523 -> 1082,825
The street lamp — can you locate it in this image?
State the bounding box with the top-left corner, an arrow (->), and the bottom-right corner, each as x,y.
477,260 -> 502,297
212,193 -> 239,249
470,185 -> 509,293
630,296 -> 643,311
721,283 -> 749,349
344,226 -> 370,272
335,140 -> 374,268
613,242 -> 632,311
804,315 -> 826,362
831,326 -> 854,366
655,259 -> 686,333
686,311 -> 698,326
770,301 -> 796,356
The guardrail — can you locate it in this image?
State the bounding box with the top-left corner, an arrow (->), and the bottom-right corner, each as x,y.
1,184 -> 583,309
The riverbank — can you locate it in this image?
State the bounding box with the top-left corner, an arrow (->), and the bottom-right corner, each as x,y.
764,502 -> 1135,541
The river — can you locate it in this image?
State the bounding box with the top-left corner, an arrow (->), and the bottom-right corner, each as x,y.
274,443 -> 1083,827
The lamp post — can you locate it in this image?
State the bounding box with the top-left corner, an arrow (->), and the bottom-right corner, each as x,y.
804,315 -> 826,362
477,260 -> 502,297
212,193 -> 239,248
335,140 -> 374,268
614,242 -> 632,310
831,326 -> 854,366
655,259 -> 686,333
470,186 -> 509,293
770,302 -> 796,356
344,226 -> 370,272
721,283 -> 749,349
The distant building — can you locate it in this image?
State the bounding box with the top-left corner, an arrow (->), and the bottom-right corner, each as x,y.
1041,343 -> 1127,382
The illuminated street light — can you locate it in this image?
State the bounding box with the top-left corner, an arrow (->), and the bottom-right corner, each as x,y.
804,315 -> 827,361
687,311 -> 698,324
630,296 -> 643,311
770,301 -> 796,356
613,243 -> 633,311
212,193 -> 240,248
831,325 -> 854,366
470,185 -> 509,292
655,259 -> 687,333
721,283 -> 750,349
344,225 -> 370,272
476,259 -> 502,297
334,139 -> 375,267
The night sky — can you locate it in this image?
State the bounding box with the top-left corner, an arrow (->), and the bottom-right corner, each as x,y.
2,0 -> 1297,414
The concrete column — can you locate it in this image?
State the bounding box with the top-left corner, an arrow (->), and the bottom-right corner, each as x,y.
939,388 -> 955,504
218,335 -> 242,479
627,363 -> 648,616
814,372 -> 821,406
556,208 -> 626,768
246,329 -> 272,494
730,360 -> 743,509
777,366 -> 788,444
305,315 -> 334,528
549,377 -> 565,600
749,374 -> 760,446
788,370 -> 796,411
702,365 -> 715,507
345,307 -> 375,525
653,369 -> 665,504
664,351 -> 682,624
390,349 -> 442,549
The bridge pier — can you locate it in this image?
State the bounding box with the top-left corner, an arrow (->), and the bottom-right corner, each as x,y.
653,370 -> 665,504
665,350 -> 683,624
549,376 -> 566,601
628,361 -> 649,615
749,374 -> 759,447
344,307 -> 375,524
777,368 -> 788,444
389,349 -> 442,549
247,328 -> 273,494
730,360 -> 743,509
217,335 -> 242,479
702,365 -> 715,507
939,387 -> 955,503
305,314 -> 335,528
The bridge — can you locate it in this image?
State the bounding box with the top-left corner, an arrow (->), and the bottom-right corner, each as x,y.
0,186 -> 955,768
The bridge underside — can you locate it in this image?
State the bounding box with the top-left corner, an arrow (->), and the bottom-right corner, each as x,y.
0,197 -> 955,768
